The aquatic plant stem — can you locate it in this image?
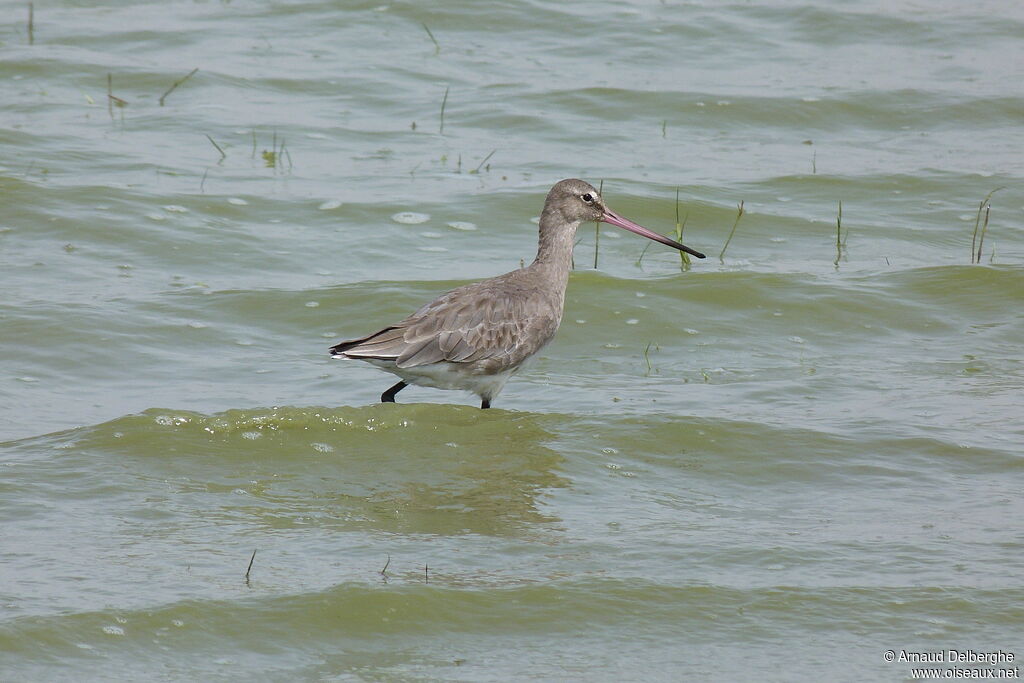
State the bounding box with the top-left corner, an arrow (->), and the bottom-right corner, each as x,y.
205,134 -> 226,161
833,200 -> 844,267
719,200 -> 745,262
976,205 -> 991,264
421,22 -> 439,53
674,188 -> 690,270
245,549 -> 256,584
971,188 -> 1003,263
472,149 -> 495,174
439,86 -> 449,134
159,67 -> 198,106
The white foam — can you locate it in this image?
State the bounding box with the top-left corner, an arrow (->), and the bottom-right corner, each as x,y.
392,211 -> 430,224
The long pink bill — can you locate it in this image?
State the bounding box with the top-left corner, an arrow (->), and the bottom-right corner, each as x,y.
601,209 -> 706,259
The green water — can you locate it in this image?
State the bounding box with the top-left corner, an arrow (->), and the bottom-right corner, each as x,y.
2,1 -> 1023,681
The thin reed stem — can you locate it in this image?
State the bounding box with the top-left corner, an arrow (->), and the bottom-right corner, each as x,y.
833,200 -> 843,267
635,241 -> 653,268
971,187 -> 1003,263
472,149 -> 495,174
159,67 -> 198,106
674,188 -> 690,270
439,86 -> 449,134
976,205 -> 991,264
718,200 -> 745,262
205,134 -> 226,161
245,549 -> 257,584
421,22 -> 439,53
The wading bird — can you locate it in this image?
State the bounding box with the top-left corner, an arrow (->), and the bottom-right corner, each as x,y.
330,179 -> 704,408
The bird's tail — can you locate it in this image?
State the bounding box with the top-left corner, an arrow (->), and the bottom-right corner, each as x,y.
329,327 -> 400,358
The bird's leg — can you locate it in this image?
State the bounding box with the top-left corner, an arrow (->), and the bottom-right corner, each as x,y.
480,398 -> 491,409
381,381 -> 408,403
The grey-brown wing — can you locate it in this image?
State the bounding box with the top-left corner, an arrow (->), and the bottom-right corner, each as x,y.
334,279 -> 559,369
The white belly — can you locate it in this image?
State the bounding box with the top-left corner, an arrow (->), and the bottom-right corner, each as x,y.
365,359 -> 515,400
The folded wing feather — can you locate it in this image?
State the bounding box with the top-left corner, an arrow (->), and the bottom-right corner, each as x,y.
330,281 -> 558,370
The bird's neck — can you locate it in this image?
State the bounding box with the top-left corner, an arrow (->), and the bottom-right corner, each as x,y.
531,208 -> 580,277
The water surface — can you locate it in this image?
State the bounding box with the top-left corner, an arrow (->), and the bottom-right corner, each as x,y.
2,1 -> 1023,680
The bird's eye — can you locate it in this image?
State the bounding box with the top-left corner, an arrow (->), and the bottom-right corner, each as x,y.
581,193 -> 593,203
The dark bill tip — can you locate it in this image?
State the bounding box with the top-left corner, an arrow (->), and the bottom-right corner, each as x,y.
602,210 -> 706,259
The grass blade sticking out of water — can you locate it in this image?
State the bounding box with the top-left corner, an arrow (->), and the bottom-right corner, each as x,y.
439,86 -> 449,135
471,149 -> 495,174
718,200 -> 745,262
205,134 -> 226,162
674,188 -> 691,271
245,548 -> 256,586
643,341 -> 655,376
976,204 -> 991,264
27,3 -> 34,45
106,73 -> 127,122
635,241 -> 653,269
833,200 -> 845,267
421,22 -> 439,53
971,187 -> 1003,263
281,138 -> 293,171
260,130 -> 290,172
159,67 -> 198,106
593,179 -> 603,269
261,131 -> 278,168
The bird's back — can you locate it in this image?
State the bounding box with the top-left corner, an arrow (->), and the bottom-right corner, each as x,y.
331,265 -> 564,375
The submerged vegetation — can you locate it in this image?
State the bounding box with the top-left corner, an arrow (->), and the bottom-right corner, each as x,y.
439,86 -> 449,134
421,22 -> 440,54
471,149 -> 496,174
106,73 -> 127,121
159,67 -> 199,106
718,200 -> 745,262
674,188 -> 691,270
254,130 -> 292,172
833,201 -> 848,267
971,188 -> 1003,264
205,134 -> 226,162
78,56 -> 1013,274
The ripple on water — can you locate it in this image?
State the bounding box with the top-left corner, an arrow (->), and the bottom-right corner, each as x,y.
391,212 -> 430,224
